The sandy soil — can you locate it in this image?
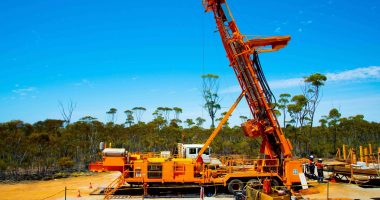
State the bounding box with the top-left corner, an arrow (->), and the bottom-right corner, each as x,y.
0,172 -> 231,200
0,171 -> 120,200
1,172 -> 379,200
302,182 -> 380,200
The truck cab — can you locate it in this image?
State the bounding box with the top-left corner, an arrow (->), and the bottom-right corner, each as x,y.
178,143 -> 211,163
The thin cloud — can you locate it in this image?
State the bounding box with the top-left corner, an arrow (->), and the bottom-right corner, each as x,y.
326,66 -> 380,81
298,20 -> 312,33
272,66 -> 380,88
221,66 -> 380,94
270,78 -> 303,89
12,87 -> 37,96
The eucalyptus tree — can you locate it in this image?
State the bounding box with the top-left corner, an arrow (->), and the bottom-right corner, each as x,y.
154,107 -> 171,125
152,109 -> 161,119
195,117 -> 206,127
239,115 -> 248,123
287,95 -> 308,129
170,119 -> 182,127
319,116 -> 328,128
106,108 -> 117,123
162,107 -> 173,123
273,103 -> 281,117
124,110 -> 134,127
79,116 -> 97,123
201,74 -> 221,128
303,73 -> 327,153
185,118 -> 195,128
278,93 -> 291,127
58,100 -> 77,125
173,107 -> 183,121
132,107 -> 146,123
328,108 -> 341,151
155,107 -> 164,117
287,94 -> 308,153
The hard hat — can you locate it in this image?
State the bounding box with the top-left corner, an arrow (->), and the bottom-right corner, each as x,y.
309,155 -> 314,159
318,158 -> 323,162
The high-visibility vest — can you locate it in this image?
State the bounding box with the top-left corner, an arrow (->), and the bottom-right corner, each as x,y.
316,163 -> 324,169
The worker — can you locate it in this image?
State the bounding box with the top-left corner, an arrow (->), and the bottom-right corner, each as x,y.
307,155 -> 315,179
316,158 -> 324,182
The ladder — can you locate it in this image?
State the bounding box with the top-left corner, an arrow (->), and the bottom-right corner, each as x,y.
103,171 -> 128,200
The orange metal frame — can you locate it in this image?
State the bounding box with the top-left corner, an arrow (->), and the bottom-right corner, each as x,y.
201,0 -> 293,160
111,157 -> 282,185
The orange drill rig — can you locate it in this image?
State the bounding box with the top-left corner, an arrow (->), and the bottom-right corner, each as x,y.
201,0 -> 292,160
89,1 -> 305,198
197,0 -> 303,188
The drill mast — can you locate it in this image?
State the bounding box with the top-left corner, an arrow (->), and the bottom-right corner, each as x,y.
202,0 -> 293,160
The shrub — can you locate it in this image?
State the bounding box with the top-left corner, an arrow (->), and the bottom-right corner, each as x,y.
58,157 -> 74,169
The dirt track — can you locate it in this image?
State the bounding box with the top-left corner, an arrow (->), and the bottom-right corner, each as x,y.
0,172 -> 379,200
302,182 -> 380,200
0,172 -> 120,200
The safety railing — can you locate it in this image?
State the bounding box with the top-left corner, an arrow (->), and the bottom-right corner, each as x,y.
131,152 -> 161,159
224,158 -> 279,173
103,170 -> 129,199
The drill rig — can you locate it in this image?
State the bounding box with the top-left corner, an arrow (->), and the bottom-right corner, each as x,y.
197,0 -> 303,186
89,1 -> 305,198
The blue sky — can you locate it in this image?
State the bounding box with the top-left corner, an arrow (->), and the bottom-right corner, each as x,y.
1,0 -> 379,126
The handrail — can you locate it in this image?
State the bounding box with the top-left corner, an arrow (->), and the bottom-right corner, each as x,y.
103,170 -> 128,200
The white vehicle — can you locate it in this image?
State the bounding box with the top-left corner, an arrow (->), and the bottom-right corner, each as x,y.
177,143 -> 211,163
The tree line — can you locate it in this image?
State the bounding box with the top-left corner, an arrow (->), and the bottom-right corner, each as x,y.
0,109 -> 378,181
0,73 -> 378,181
